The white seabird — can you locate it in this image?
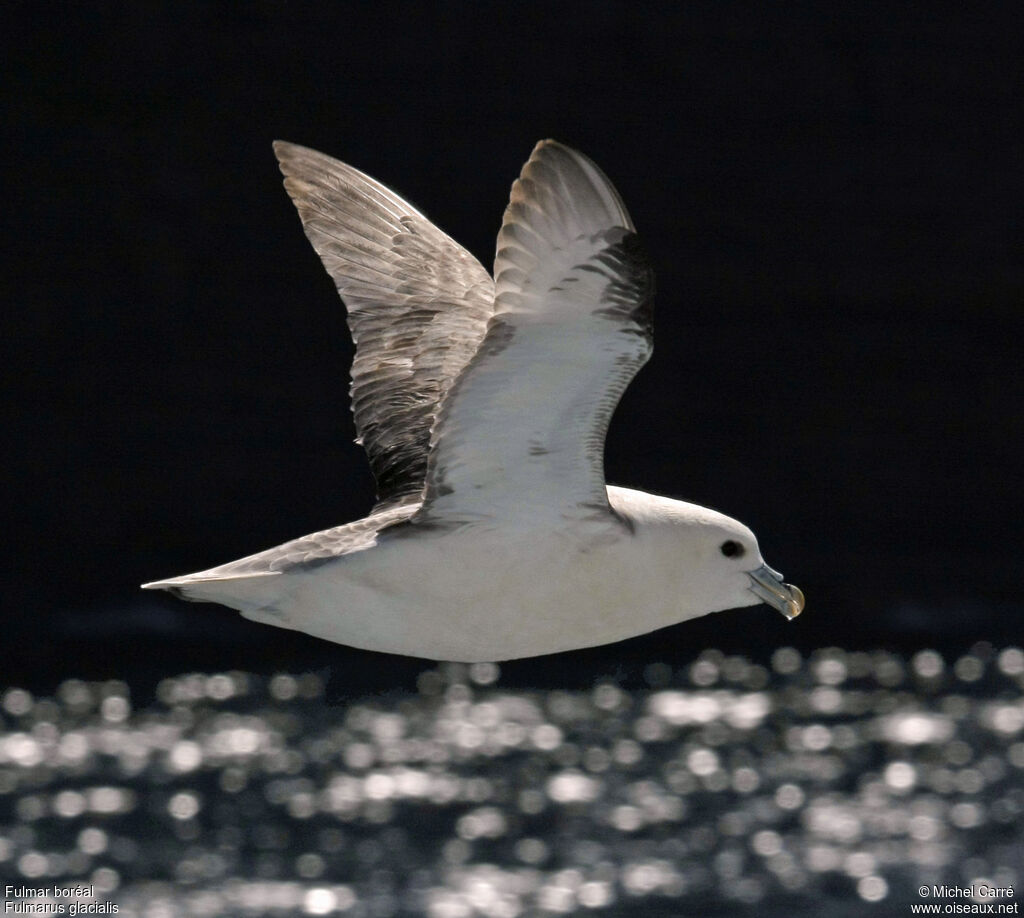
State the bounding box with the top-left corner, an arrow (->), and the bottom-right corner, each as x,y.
143,139 -> 804,661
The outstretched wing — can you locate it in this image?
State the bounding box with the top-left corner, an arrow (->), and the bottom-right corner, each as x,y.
417,140 -> 654,527
274,142 -> 495,509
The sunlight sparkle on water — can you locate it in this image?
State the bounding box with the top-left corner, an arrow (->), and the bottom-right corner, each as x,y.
0,652 -> 1020,914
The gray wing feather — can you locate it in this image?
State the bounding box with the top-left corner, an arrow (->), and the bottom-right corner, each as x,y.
418,140 -> 654,526
140,500 -> 420,594
273,142 -> 495,509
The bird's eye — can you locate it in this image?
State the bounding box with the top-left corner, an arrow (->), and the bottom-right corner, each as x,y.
720,540 -> 744,558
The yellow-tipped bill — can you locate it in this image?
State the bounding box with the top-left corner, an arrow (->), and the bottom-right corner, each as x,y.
748,564 -> 805,620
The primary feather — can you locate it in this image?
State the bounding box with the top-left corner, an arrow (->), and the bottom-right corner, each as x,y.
274,141 -> 494,509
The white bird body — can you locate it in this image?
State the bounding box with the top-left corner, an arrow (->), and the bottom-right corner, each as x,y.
152,487 -> 770,661
144,140 -> 803,660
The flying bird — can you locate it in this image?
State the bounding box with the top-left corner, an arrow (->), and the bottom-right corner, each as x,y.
143,140 -> 803,661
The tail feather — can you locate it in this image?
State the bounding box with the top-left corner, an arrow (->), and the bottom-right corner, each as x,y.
141,570 -> 282,606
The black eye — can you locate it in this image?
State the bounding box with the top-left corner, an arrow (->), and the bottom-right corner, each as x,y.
720,540 -> 745,558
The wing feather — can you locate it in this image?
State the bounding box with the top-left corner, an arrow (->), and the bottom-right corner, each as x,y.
418,140 -> 654,527
273,142 -> 495,509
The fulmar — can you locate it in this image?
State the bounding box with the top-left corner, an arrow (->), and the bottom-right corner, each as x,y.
143,139 -> 804,661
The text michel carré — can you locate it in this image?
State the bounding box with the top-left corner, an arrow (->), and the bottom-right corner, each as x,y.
932,887 -> 1015,899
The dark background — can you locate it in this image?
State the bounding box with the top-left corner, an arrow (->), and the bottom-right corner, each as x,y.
4,2 -> 1020,694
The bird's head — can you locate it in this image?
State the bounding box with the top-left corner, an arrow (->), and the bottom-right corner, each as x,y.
608,486 -> 805,624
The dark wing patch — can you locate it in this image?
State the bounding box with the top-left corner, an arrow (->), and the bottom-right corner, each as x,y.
274,143 -> 495,509
593,232 -> 655,339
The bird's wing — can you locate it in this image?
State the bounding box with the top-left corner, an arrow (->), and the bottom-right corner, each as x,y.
416,140 -> 654,528
140,499 -> 420,595
274,142 -> 495,510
